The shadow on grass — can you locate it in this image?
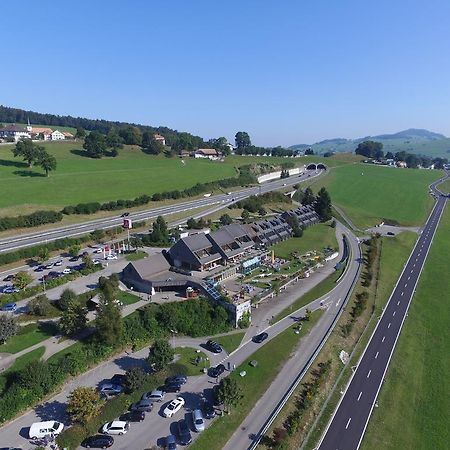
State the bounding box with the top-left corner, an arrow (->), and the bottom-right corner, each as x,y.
0,159 -> 28,168
13,170 -> 45,178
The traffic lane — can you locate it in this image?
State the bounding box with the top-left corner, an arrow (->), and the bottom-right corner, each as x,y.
318,198 -> 445,450
0,170 -> 322,252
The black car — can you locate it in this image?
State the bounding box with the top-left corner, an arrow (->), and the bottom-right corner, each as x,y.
34,265 -> 44,272
110,373 -> 126,386
82,434 -> 114,448
209,364 -> 226,378
121,212 -> 130,217
177,418 -> 192,445
205,340 -> 223,354
3,274 -> 14,282
166,374 -> 187,385
202,402 -> 216,419
164,382 -> 182,393
69,256 -> 80,262
128,410 -> 146,422
252,332 -> 269,343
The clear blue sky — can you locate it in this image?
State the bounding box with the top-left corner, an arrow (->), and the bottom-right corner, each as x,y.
2,0 -> 449,146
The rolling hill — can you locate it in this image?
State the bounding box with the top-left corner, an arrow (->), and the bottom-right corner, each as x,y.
290,128 -> 450,158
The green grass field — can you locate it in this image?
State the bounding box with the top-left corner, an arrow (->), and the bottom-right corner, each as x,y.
317,164 -> 441,229
125,251 -> 148,261
362,209 -> 450,450
437,178 -> 450,193
172,347 -> 210,376
215,332 -> 245,354
0,322 -> 58,354
271,223 -> 338,259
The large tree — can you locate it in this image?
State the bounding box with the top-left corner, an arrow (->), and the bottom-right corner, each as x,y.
0,314 -> 18,344
59,301 -> 88,336
27,294 -> 52,316
58,288 -> 77,311
141,132 -> 165,155
314,187 -> 332,221
355,140 -> 383,159
12,139 -> 43,167
37,150 -> 57,176
106,127 -> 124,151
13,271 -> 32,289
147,339 -> 174,371
124,366 -> 148,393
302,187 -> 315,205
67,387 -> 104,424
83,131 -> 107,158
235,131 -> 251,149
95,295 -> 122,346
216,378 -> 243,413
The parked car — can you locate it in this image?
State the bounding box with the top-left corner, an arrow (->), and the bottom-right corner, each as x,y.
142,389 -> 165,402
45,263 -> 54,269
387,231 -> 395,236
101,420 -> 129,435
209,364 -> 225,378
105,254 -> 118,260
127,410 -> 146,422
34,265 -> 45,272
54,259 -> 63,266
95,248 -> 104,254
202,402 -> 216,419
69,256 -> 80,262
165,434 -> 177,450
130,399 -> 153,412
163,396 -> 185,418
62,268 -> 72,275
81,435 -> 114,448
3,274 -> 14,282
2,286 -> 19,294
164,382 -> 182,393
192,409 -> 205,432
93,259 -> 102,265
110,374 -> 126,386
205,340 -> 222,354
165,374 -> 187,385
29,420 -> 64,439
177,418 -> 192,445
252,332 -> 269,343
1,303 -> 17,312
99,383 -> 123,396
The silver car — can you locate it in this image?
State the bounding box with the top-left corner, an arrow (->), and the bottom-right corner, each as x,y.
192,409 -> 205,432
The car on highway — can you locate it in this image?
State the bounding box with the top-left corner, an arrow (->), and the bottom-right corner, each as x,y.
99,383 -> 123,396
163,396 -> 185,418
202,401 -> 216,419
29,420 -> 64,439
165,434 -> 177,449
165,374 -> 187,385
177,418 -> 192,445
205,340 -> 222,354
1,302 -> 17,312
252,332 -> 269,343
208,363 -> 225,378
130,399 -> 153,412
101,420 -> 129,435
127,410 -> 146,422
81,434 -> 114,448
121,212 -> 130,217
142,389 -> 165,402
192,409 -> 205,432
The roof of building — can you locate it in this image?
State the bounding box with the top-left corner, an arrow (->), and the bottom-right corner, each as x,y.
63,131 -> 74,137
196,148 -> 218,155
126,253 -> 171,280
1,124 -> 28,132
154,134 -> 165,140
182,233 -> 214,252
31,127 -> 53,134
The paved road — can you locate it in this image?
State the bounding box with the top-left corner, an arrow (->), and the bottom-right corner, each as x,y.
317,180 -> 448,450
0,225 -> 360,450
0,170 -> 322,253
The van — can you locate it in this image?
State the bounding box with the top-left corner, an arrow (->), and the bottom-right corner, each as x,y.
29,420 -> 64,439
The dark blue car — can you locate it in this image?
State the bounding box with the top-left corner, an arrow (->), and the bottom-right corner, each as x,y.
82,434 -> 114,448
1,303 -> 17,312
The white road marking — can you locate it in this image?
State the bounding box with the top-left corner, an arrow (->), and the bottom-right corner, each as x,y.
336,298 -> 341,307
397,301 -> 400,306
405,283 -> 408,288
346,417 -> 352,429
375,351 -> 379,359
367,370 -> 372,378
401,292 -> 404,296
388,322 -> 391,329
393,311 -> 396,317
408,276 -> 411,281
357,392 -> 363,401
382,336 -> 386,342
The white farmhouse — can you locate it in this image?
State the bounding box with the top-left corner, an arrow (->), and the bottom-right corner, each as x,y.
51,130 -> 65,140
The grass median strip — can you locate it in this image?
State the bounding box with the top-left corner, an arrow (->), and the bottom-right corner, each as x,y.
215,332 -> 245,354
190,310 -> 323,450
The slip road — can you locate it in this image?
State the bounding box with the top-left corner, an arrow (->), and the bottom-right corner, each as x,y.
318,190 -> 447,450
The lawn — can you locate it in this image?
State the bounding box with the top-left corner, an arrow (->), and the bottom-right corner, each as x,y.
172,347 -> 210,376
437,178 -> 450,194
0,346 -> 45,392
0,321 -> 58,354
190,310 -> 323,450
215,332 -> 245,354
316,163 -> 441,229
271,223 -> 338,259
361,208 -> 450,450
116,290 -> 141,306
125,250 -> 148,261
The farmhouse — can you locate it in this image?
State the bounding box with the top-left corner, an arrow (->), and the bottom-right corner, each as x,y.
194,148 -> 220,159
30,127 -> 53,140
51,130 -> 65,140
154,134 -> 166,146
0,124 -> 30,141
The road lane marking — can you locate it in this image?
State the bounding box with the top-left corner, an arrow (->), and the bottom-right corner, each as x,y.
375,351 -> 379,359
336,298 -> 341,307
401,292 -> 404,296
382,336 -> 386,342
388,322 -> 391,329
357,392 -> 363,401
397,301 -> 400,306
367,370 -> 372,378
408,276 -> 411,281
393,311 -> 396,317
405,283 -> 408,288
346,417 -> 352,429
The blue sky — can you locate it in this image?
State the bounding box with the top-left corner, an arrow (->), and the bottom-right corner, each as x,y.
1,0 -> 449,146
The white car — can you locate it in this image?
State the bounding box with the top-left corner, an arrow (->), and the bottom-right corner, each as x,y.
54,259 -> 63,266
163,396 -> 185,418
62,268 -> 71,275
95,248 -> 104,253
105,254 -> 118,260
93,259 -> 102,265
102,420 -> 130,435
29,420 -> 64,439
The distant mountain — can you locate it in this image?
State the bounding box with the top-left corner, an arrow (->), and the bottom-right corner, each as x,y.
290,129 -> 450,158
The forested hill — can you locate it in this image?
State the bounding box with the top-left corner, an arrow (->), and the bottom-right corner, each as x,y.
0,105 -> 205,148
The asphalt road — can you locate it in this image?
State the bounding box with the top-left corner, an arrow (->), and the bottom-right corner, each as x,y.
0,169 -> 323,253
317,184 -> 447,450
0,225 -> 360,450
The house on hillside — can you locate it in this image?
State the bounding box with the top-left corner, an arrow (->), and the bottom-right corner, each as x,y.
30,127 -> 53,140
0,124 -> 30,141
154,134 -> 166,146
63,131 -> 74,139
194,148 -> 220,160
51,130 -> 65,140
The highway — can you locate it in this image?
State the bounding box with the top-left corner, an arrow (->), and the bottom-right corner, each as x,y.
0,169 -> 322,253
317,181 -> 448,450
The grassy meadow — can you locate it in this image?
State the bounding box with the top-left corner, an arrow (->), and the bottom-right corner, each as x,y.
362,206 -> 450,450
